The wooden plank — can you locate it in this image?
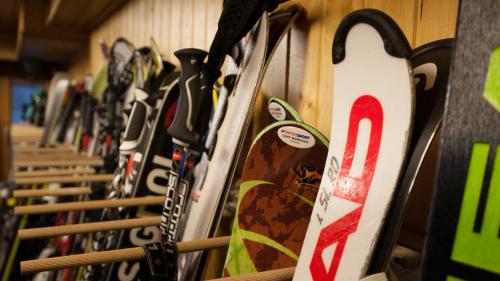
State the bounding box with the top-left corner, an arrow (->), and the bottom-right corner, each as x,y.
415,0 -> 459,47
14,195 -> 164,215
15,173 -> 113,185
364,0 -> 420,46
21,236 -> 231,274
13,187 -> 92,198
18,216 -> 161,240
14,168 -> 95,178
291,0 -> 325,129
193,0 -> 207,49
170,0 -> 182,54
181,0 -> 194,48
46,0 -> 63,26
205,0 -> 221,50
287,8 -> 307,122
159,0 -> 171,61
14,144 -> 73,153
315,0 -> 360,135
13,156 -> 103,168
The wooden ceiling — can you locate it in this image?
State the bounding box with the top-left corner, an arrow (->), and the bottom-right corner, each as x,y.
0,0 -> 127,75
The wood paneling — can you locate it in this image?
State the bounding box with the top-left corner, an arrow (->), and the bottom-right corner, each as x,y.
415,0 -> 459,46
79,0 -> 458,133
68,46 -> 90,80
87,0 -> 222,76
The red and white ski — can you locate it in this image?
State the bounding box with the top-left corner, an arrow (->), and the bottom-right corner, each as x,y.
293,9 -> 414,281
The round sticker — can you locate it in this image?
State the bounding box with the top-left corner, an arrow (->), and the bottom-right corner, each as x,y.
268,102 -> 286,121
277,125 -> 315,149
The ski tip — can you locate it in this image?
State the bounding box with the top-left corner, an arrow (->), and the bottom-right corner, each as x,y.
332,9 -> 411,64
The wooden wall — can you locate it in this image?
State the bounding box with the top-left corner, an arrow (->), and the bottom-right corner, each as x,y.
71,0 -> 459,137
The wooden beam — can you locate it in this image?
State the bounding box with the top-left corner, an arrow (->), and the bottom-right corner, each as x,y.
14,168 -> 95,178
13,187 -> 92,198
46,0 -> 62,26
14,195 -> 165,215
14,0 -> 24,60
21,236 -> 231,274
19,216 -> 161,239
14,144 -> 73,153
15,173 -> 113,185
13,157 -> 103,168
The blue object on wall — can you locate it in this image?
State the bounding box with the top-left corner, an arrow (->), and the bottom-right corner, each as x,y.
11,83 -> 43,123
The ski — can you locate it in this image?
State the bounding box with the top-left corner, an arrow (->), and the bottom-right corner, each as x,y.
103,70 -> 177,281
369,38 -> 453,273
421,0 -> 500,279
223,120 -> 328,277
178,5 -> 301,280
293,9 -> 414,281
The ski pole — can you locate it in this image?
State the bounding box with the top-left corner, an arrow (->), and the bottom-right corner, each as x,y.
160,48 -> 208,242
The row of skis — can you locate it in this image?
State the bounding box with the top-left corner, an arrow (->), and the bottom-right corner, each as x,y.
2,0 -> 500,280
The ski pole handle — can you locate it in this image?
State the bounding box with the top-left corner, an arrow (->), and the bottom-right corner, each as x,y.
168,48 -> 208,146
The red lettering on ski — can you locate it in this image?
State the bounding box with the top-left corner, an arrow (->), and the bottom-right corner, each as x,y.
310,95 -> 383,280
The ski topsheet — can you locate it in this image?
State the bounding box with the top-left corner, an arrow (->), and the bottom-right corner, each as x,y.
223,120 -> 328,277
293,9 -> 413,281
177,16 -> 268,279
369,39 -> 453,273
178,7 -> 300,280
421,0 -> 500,279
40,73 -> 70,147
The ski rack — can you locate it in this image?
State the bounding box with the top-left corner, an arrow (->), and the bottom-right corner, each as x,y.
14,195 -> 165,215
14,168 -> 96,178
14,173 -> 113,185
18,234 -> 295,281
19,242 -> 385,280
13,143 -> 74,153
13,156 -> 103,168
18,216 -> 162,240
20,236 -> 231,274
12,187 -> 92,198
17,209 -> 234,240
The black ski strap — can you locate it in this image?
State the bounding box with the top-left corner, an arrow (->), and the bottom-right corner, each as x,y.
205,0 -> 287,87
140,241 -> 177,281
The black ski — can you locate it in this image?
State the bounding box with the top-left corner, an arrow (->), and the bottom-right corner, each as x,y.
421,0 -> 500,279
